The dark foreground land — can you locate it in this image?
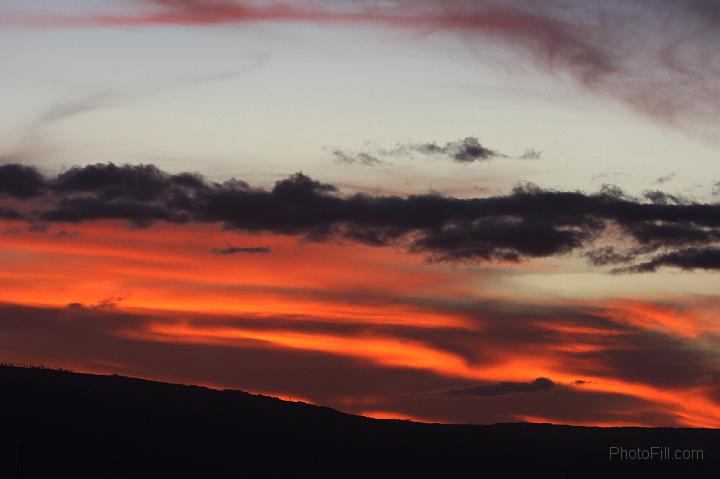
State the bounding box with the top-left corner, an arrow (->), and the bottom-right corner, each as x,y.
0,365 -> 718,478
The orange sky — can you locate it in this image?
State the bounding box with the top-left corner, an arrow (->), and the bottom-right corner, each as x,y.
1,219 -> 719,427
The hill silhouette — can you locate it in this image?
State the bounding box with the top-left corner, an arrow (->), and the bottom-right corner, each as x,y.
0,365 -> 717,478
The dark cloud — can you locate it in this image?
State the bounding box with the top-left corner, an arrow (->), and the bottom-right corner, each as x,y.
446,377 -> 556,397
617,247 -> 720,273
411,137 -> 503,163
53,163 -> 206,201
67,296 -> 125,312
0,206 -> 24,220
211,246 -> 271,255
331,137 -> 513,166
410,216 -> 592,262
40,195 -> 191,229
642,190 -> 689,205
625,221 -> 719,246
567,329 -> 720,388
4,162 -> 720,271
585,246 -> 636,267
0,163 -> 45,199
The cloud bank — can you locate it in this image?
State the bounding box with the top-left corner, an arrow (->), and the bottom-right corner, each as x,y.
2,162 -> 720,272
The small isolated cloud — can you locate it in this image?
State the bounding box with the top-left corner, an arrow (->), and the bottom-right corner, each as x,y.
590,171 -> 630,182
655,173 -> 677,185
446,377 -> 556,397
411,137 -> 504,163
332,150 -> 385,167
332,136 -> 529,166
211,246 -> 271,255
66,296 -> 125,312
519,148 -> 542,160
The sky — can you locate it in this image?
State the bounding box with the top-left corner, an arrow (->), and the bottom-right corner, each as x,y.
0,0 -> 719,427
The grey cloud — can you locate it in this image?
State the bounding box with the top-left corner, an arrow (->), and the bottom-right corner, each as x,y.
331,137 -> 521,166
615,247 -> 720,273
332,150 -> 386,167
446,377 -> 556,397
211,246 -> 271,255
410,137 -> 504,163
655,173 -> 677,185
519,149 -> 542,160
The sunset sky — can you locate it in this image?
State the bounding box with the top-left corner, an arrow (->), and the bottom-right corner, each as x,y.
1,0 -> 720,427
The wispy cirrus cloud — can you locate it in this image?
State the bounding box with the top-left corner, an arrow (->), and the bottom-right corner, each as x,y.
3,1 -> 719,137
1,62 -> 266,164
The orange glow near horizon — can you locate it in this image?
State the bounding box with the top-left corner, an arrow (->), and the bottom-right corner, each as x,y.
517,415 -> 652,428
118,316 -> 720,428
360,411 -> 436,423
1,220 -> 720,427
